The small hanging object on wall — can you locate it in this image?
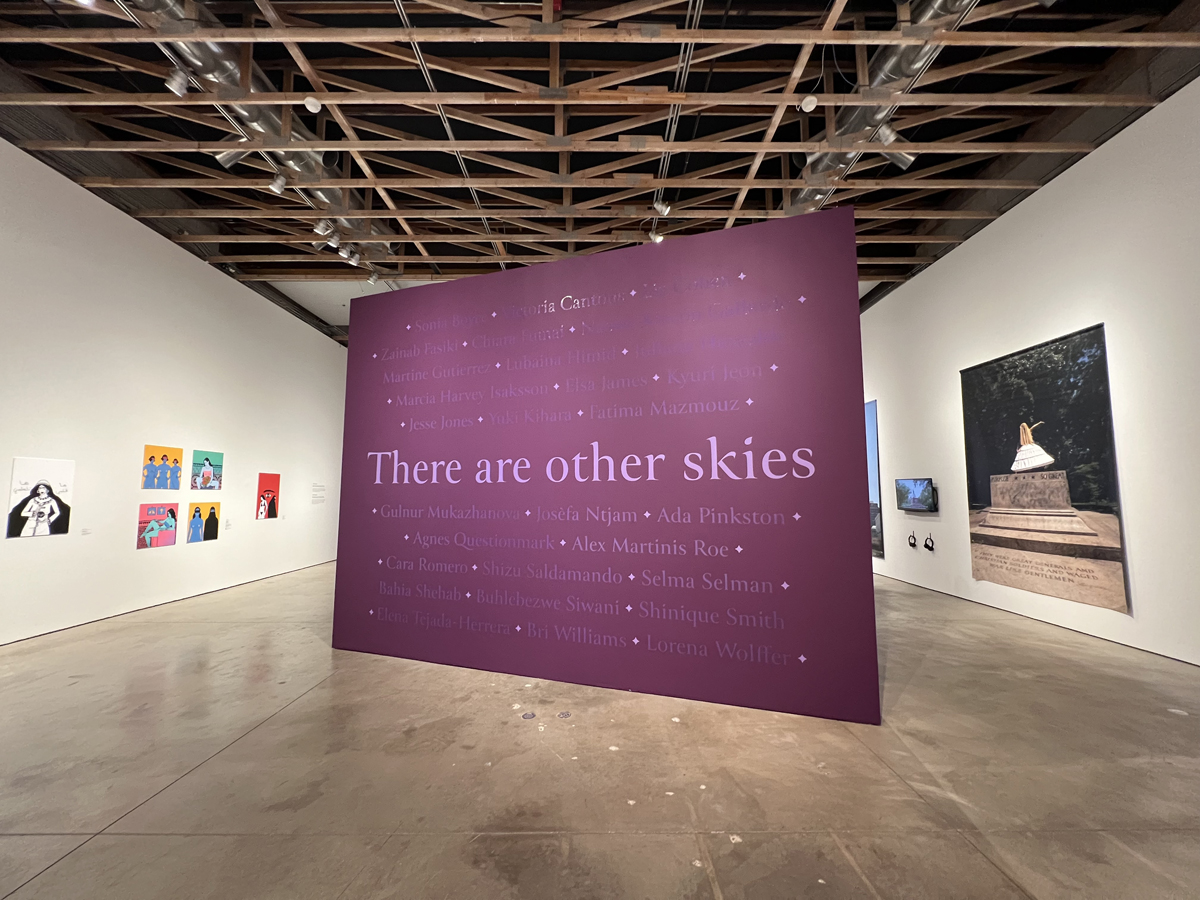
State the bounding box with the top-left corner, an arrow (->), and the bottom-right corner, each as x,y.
908,531 -> 917,548
923,534 -> 935,552
1011,421 -> 1056,472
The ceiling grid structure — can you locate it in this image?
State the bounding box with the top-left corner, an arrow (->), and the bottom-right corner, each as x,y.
2,0 -> 1198,340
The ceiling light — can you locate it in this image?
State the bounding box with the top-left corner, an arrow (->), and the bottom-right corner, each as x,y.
338,246 -> 352,259
876,123 -> 901,145
653,199 -> 671,216
648,230 -> 663,244
268,173 -> 286,194
313,218 -> 334,236
349,252 -> 361,266
875,123 -> 916,170
326,232 -> 340,249
304,96 -> 322,114
165,68 -> 188,98
799,95 -> 818,113
367,271 -> 379,285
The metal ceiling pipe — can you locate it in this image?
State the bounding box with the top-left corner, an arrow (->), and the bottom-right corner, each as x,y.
790,0 -> 1003,211
122,0 -> 389,264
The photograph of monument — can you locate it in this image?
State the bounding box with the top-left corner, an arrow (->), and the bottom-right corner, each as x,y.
960,325 -> 1128,612
866,401 -> 883,558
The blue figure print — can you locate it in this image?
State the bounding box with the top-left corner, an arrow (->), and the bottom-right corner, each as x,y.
142,456 -> 158,489
168,458 -> 182,491
154,459 -> 170,489
187,506 -> 204,543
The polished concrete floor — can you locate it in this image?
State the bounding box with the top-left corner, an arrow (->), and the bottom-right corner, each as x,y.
1,564 -> 1197,899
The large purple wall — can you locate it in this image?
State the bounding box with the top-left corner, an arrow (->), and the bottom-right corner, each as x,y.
333,208 -> 879,724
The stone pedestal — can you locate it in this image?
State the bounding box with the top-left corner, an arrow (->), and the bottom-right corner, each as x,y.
979,471 -> 1096,536
969,469 -> 1127,612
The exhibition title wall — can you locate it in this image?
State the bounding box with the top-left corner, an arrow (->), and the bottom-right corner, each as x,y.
334,210 -> 880,724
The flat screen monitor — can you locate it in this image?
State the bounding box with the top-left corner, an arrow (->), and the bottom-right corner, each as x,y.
896,478 -> 938,512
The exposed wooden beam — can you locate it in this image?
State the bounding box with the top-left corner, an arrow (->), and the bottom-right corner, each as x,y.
0,91 -> 1158,109
252,0 -> 431,257
569,0 -> 686,29
207,253 -> 940,264
170,230 -> 966,244
21,138 -> 1096,155
1,27 -> 1196,49
79,175 -> 1044,190
724,0 -> 848,228
131,206 -> 1001,220
232,270 -> 915,282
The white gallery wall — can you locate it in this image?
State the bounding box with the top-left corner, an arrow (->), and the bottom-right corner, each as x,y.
862,77 -> 1200,665
0,139 -> 346,645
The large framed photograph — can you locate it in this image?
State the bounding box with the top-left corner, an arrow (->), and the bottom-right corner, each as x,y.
865,401 -> 883,558
960,325 -> 1128,612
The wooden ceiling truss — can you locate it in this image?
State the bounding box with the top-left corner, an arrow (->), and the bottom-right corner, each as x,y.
0,0 -> 1195,338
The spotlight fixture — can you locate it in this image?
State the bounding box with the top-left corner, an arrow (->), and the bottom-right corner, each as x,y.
313,218 -> 334,236
338,246 -> 352,259
875,122 -> 916,171
876,123 -> 902,145
268,173 -> 286,194
349,252 -> 361,267
326,232 -> 340,249
304,96 -> 322,114
165,68 -> 188,98
367,271 -> 379,285
648,230 -> 664,244
652,199 -> 671,216
798,95 -> 818,113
